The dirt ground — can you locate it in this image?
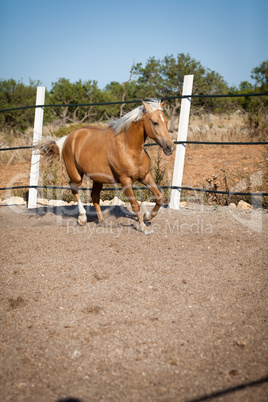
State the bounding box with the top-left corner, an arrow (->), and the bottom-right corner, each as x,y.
0,201 -> 267,402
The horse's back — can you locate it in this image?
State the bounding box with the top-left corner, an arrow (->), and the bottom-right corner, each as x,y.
63,126 -> 112,158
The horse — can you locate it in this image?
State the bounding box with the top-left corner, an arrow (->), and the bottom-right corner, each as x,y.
39,99 -> 174,234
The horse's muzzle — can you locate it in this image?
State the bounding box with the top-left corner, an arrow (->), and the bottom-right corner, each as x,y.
163,143 -> 175,156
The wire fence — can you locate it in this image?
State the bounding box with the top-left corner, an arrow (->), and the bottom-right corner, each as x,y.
0,92 -> 267,113
1,138 -> 268,153
2,184 -> 267,197
1,92 -> 267,198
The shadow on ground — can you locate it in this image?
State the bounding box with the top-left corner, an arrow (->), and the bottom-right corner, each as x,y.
25,204 -> 137,223
188,375 -> 268,402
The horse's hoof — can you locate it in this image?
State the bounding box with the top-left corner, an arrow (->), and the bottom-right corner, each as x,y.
97,220 -> 106,227
140,224 -> 154,235
78,214 -> 87,226
144,228 -> 154,235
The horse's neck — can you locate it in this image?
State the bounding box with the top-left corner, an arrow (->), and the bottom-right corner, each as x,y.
124,119 -> 146,151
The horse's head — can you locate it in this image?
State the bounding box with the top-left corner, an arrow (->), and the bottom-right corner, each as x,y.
143,100 -> 175,156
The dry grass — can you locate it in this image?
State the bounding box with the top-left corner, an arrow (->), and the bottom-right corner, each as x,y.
170,111 -> 267,143
0,128 -> 33,165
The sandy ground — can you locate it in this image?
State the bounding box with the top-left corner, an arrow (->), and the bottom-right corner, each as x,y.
0,201 -> 267,402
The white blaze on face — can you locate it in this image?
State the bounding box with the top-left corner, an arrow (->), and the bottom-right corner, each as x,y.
160,113 -> 165,123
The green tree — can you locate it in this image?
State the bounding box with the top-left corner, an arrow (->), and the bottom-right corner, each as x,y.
237,61 -> 268,128
133,53 -> 229,131
251,60 -> 268,91
49,78 -> 106,126
236,80 -> 254,111
0,79 -> 42,132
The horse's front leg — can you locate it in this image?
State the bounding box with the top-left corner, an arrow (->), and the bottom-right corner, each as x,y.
121,178 -> 153,235
141,172 -> 164,222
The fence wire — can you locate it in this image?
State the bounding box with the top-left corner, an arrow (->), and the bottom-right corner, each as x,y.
0,92 -> 267,113
1,139 -> 268,152
1,92 -> 267,198
1,184 -> 267,197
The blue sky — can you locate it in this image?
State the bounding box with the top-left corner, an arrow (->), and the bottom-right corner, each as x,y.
0,0 -> 267,90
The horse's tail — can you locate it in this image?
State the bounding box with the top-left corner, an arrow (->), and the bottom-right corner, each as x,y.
37,135 -> 67,162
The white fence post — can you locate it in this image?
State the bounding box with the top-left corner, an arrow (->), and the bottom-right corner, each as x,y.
28,86 -> 46,209
170,75 -> 194,210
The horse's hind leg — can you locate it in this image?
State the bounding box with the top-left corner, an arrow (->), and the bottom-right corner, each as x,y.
70,181 -> 87,226
91,181 -> 104,224
63,144 -> 87,225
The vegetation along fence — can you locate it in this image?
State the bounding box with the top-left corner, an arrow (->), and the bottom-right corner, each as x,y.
0,77 -> 268,209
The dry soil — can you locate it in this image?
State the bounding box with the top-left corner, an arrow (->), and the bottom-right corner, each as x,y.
0,201 -> 267,402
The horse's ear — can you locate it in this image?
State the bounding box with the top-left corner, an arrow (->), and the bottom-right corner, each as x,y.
160,100 -> 166,109
142,101 -> 152,114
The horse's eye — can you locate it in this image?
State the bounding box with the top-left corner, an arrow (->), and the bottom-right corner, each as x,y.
152,121 -> 158,126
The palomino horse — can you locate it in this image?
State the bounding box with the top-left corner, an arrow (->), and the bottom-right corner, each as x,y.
40,99 -> 174,234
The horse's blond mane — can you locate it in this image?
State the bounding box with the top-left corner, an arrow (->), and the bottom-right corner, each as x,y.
109,99 -> 163,135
